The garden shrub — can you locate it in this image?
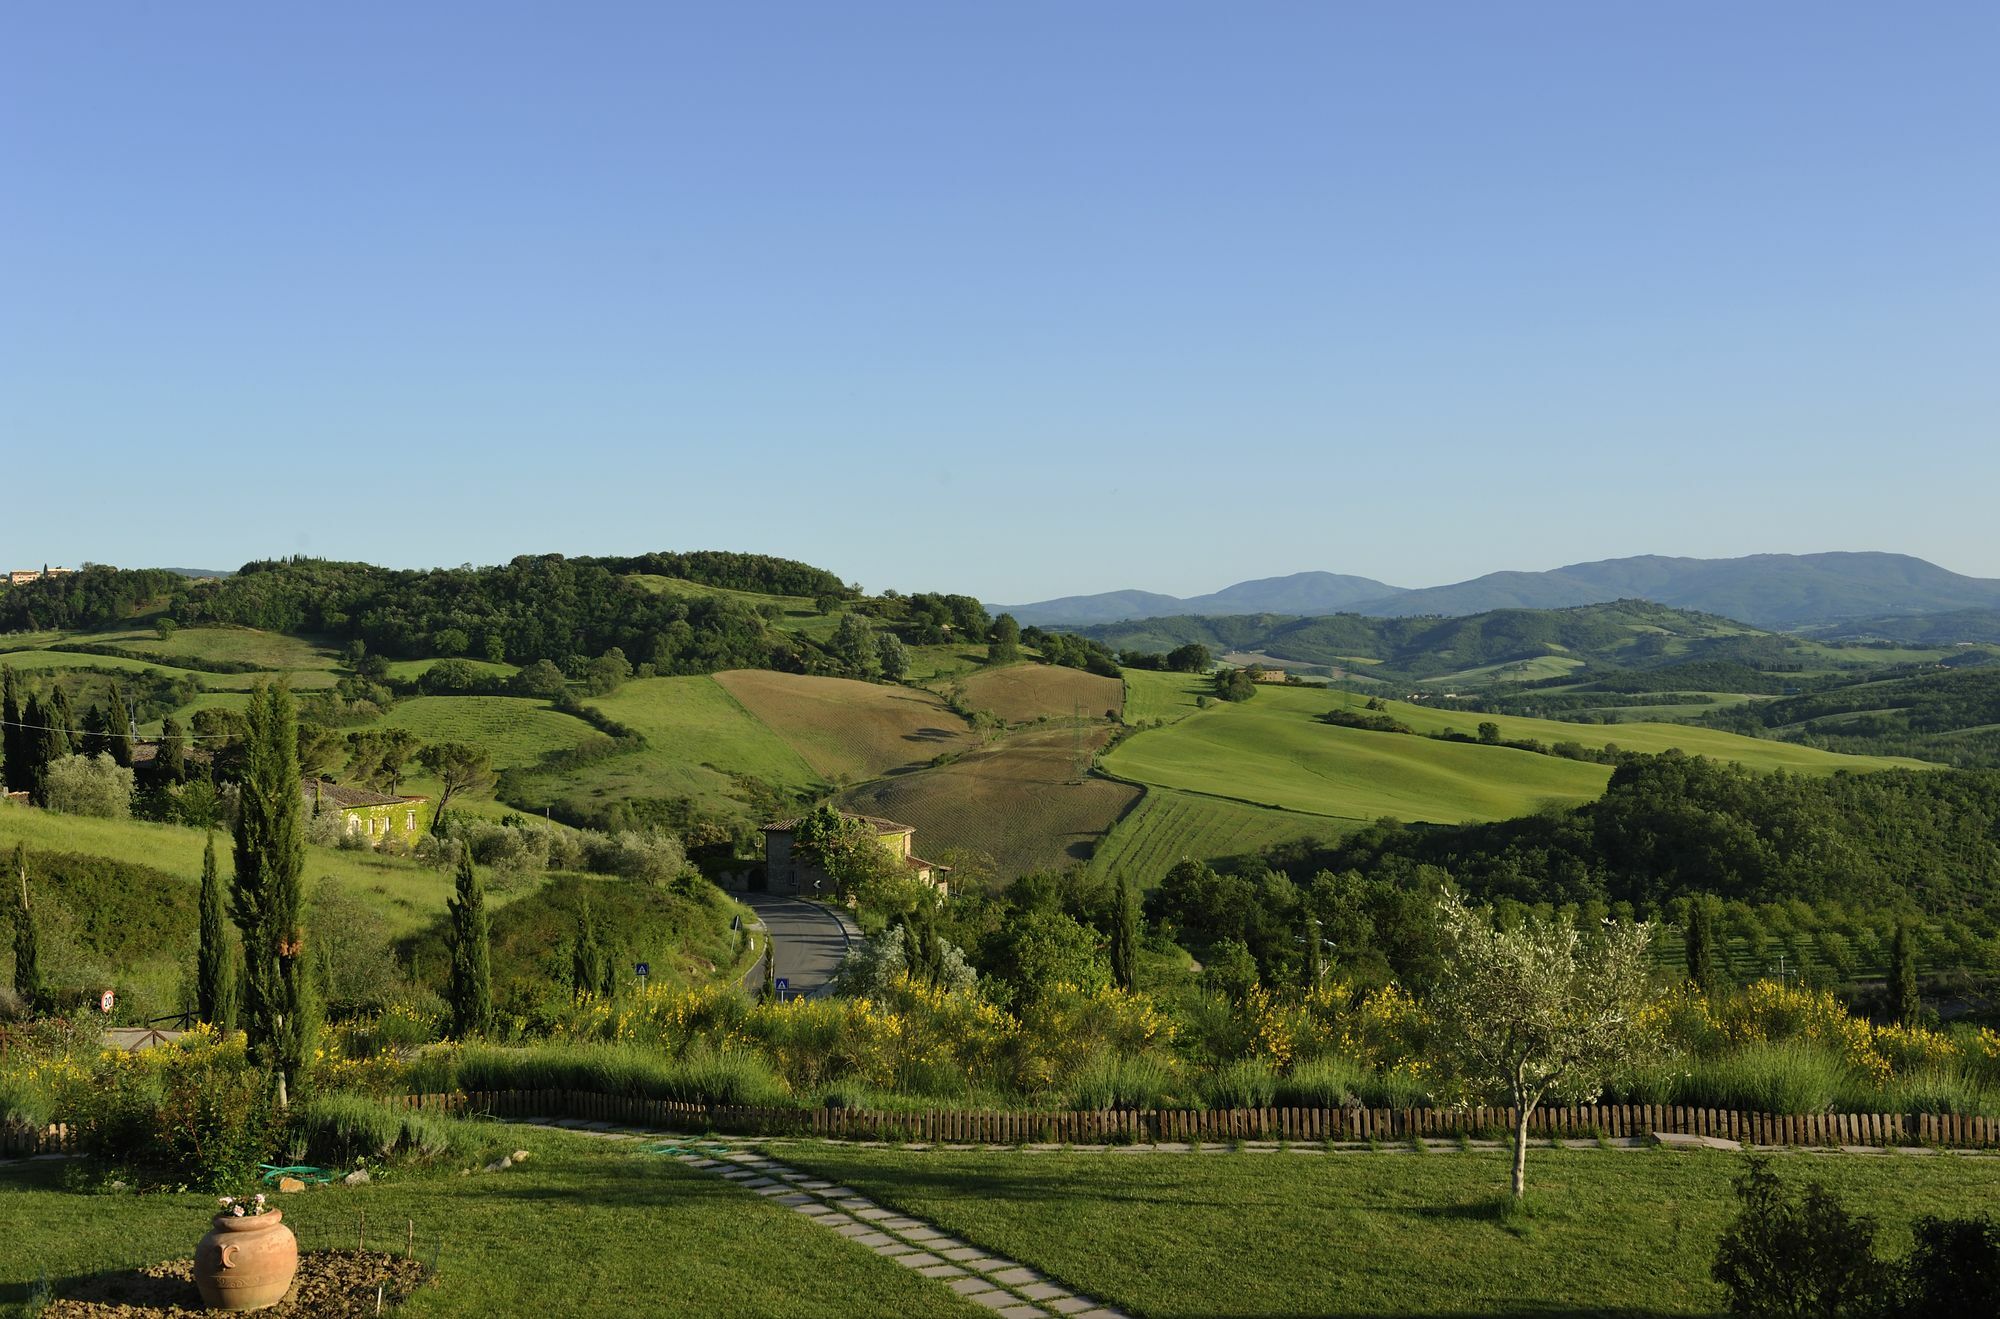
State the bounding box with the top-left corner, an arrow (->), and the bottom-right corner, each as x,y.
1201,1059 -> 1277,1110
69,1030 -> 279,1190
1889,1213 -> 2000,1318
293,1093 -> 462,1166
453,1041 -> 788,1106
1065,1053 -> 1180,1111
1712,1155 -> 1886,1318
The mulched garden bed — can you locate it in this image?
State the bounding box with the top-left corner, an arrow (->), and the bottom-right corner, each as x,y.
46,1250 -> 428,1317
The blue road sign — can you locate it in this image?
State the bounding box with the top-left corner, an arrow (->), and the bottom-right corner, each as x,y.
635,962 -> 650,977
774,978 -> 790,993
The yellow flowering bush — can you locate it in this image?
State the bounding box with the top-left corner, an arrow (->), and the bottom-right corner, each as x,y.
1014,983 -> 1170,1094
1293,980 -> 1424,1069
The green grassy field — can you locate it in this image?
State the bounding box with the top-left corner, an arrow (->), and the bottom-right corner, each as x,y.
379,696 -> 600,772
1418,653 -> 1587,686
82,623 -> 339,672
780,1143 -> 2000,1318
1103,685 -> 1928,828
0,807 -> 478,939
0,649 -> 338,692
0,1129 -> 980,1319
1121,669 -> 1211,726
1090,786 -> 1345,887
1104,687 -> 1615,824
381,657 -> 519,683
501,675 -> 825,824
624,573 -> 843,641
956,663 -> 1124,724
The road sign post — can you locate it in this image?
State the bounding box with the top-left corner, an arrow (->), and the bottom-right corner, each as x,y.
774,976 -> 790,1002
635,961 -> 650,991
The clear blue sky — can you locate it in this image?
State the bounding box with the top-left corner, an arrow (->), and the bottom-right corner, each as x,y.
4,2 -> 1995,601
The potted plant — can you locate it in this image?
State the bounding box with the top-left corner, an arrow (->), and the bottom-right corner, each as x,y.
193,1193 -> 298,1311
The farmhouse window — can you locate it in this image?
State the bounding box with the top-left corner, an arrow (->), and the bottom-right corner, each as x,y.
406,810 -> 416,831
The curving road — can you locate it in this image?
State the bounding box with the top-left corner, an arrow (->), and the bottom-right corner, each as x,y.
739,894 -> 860,999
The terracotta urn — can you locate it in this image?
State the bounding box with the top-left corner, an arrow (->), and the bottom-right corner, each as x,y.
193,1209 -> 299,1311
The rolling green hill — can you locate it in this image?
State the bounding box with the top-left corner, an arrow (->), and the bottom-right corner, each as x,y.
1097,683 -> 1928,869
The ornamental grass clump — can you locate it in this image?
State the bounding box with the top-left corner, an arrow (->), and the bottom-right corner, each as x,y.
293,1093 -> 463,1165
453,1041 -> 788,1107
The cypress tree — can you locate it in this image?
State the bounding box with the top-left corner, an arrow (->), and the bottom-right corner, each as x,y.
1110,877 -> 1140,992
19,695 -> 45,802
13,844 -> 42,1011
81,704 -> 109,760
1891,920 -> 1922,1028
1301,908 -> 1323,991
446,847 -> 492,1037
160,716 -> 189,783
105,687 -> 133,768
759,942 -> 776,1003
1,667 -> 22,793
196,829 -> 234,1032
1685,897 -> 1720,995
231,682 -> 315,1107
45,686 -> 74,760
571,897 -> 600,1001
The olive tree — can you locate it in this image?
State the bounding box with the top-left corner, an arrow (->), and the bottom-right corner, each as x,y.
1428,893 -> 1660,1200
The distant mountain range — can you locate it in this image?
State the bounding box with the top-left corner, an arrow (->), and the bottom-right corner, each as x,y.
996,553 -> 2000,632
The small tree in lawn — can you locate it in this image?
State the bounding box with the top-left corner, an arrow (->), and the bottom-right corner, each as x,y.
1428,892 -> 1659,1201
196,828 -> 235,1032
446,847 -> 491,1037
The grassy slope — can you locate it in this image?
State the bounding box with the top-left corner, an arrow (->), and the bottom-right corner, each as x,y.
1105,688 -> 1613,824
1105,685 -> 1928,828
1090,786 -> 1343,887
1121,669 -> 1211,725
0,807 -> 480,939
625,572 -> 842,641
784,1144 -> 2000,1319
0,1130 -> 980,1319
379,696 -> 600,771
501,675 -> 824,822
0,649 -> 338,691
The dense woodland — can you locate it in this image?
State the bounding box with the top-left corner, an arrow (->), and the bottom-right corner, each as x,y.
1703,666 -> 2000,769
1277,753 -> 2000,925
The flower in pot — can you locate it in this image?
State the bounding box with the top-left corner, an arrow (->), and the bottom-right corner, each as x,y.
194,1193 -> 299,1311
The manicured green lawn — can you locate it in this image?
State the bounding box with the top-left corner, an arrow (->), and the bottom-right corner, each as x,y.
777,1143 -> 2000,1318
0,1129 -> 980,1318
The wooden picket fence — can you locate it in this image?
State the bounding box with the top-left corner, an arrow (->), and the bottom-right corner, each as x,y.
8,1094 -> 1996,1159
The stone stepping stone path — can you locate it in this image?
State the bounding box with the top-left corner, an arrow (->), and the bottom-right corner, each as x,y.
659,1146 -> 1126,1317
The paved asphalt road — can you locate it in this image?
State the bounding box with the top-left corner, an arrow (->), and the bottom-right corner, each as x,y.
740,893 -> 859,999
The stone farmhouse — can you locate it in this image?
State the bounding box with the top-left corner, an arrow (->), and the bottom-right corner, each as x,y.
759,812 -> 949,898
7,567 -> 73,587
303,779 -> 432,843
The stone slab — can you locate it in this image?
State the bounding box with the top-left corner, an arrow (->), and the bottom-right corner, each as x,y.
991,1267 -> 1042,1286
1651,1132 -> 1745,1153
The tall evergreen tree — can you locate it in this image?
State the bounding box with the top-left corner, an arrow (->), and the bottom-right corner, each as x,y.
80,704 -> 109,759
18,694 -> 46,802
159,716 -> 189,783
571,897 -> 601,1001
0,667 -> 22,792
13,844 -> 42,1011
32,689 -> 73,804
1301,908 -> 1323,990
1109,877 -> 1140,992
196,829 -> 234,1032
105,686 -> 134,768
759,942 -> 776,1003
231,683 -> 315,1106
446,847 -> 492,1037
1685,896 -> 1721,994
1891,920 -> 1922,1028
